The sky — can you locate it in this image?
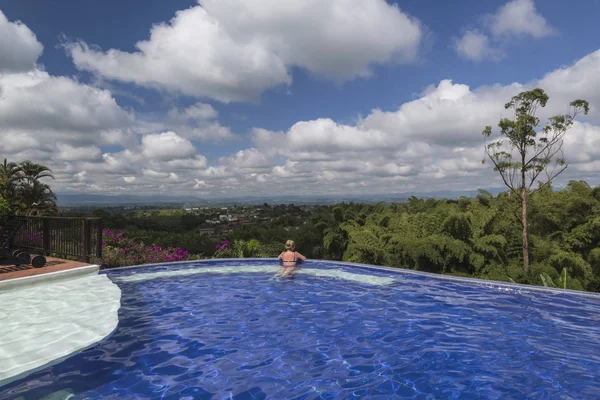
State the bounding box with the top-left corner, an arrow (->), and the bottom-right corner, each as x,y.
0,0 -> 599,198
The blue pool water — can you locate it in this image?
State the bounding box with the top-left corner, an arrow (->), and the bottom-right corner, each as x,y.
3,259 -> 600,399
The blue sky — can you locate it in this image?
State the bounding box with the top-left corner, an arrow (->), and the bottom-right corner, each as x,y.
0,0 -> 599,197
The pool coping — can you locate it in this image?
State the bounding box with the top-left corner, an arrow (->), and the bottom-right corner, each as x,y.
0,265 -> 100,292
103,258 -> 600,300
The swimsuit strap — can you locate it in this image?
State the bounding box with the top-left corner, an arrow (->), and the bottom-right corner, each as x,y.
280,251 -> 297,264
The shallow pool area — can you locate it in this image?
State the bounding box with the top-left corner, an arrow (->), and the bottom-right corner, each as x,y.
0,266 -> 121,389
2,259 -> 600,399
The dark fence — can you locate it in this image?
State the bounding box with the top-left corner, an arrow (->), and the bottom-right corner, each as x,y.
7,216 -> 103,263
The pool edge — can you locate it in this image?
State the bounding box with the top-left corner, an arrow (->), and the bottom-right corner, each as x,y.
103,258 -> 600,299
0,265 -> 100,292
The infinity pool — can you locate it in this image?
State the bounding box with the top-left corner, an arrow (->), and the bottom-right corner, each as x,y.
2,260 -> 600,399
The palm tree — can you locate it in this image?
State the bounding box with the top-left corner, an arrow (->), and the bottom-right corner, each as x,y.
0,159 -> 23,210
0,159 -> 58,216
18,180 -> 58,216
19,160 -> 54,183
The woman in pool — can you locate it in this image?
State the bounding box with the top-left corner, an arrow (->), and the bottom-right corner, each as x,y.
276,240 -> 306,277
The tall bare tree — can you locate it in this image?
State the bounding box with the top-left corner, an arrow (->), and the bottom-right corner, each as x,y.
482,88 -> 589,274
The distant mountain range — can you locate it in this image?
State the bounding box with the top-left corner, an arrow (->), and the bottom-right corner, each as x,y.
56,188 -> 507,206
56,194 -> 201,206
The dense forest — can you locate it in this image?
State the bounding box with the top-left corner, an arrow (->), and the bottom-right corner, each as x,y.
311,182 -> 600,292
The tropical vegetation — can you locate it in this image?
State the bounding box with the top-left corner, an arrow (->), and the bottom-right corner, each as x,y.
0,159 -> 58,216
307,181 -> 600,292
101,229 -> 199,268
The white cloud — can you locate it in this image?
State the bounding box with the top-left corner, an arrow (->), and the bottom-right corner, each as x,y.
1,132 -> 40,153
20,47 -> 600,197
197,166 -> 233,179
272,161 -> 299,179
140,131 -> 197,160
0,10 -> 43,73
158,156 -> 208,171
2,11 -> 599,198
56,144 -> 102,162
142,169 -> 170,179
193,179 -> 211,189
66,0 -> 423,102
66,5 -> 289,103
142,102 -> 236,142
219,148 -> 273,171
537,50 -> 600,122
488,0 -> 555,39
202,0 -> 423,80
38,47 -> 600,198
0,65 -> 137,184
453,30 -> 504,62
358,79 -> 522,146
185,123 -> 236,142
454,0 -> 554,62
239,49 -> 600,195
94,151 -> 141,174
168,102 -> 219,121
0,70 -> 134,145
251,128 -> 286,153
74,171 -> 87,181
563,122 -> 600,164
286,118 -> 392,152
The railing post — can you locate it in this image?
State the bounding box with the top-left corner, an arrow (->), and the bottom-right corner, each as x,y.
97,219 -> 103,259
8,216 -> 104,262
43,218 -> 50,256
82,219 -> 91,263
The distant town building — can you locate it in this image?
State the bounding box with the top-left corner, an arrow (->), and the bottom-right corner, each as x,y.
198,228 -> 215,235
218,214 -> 239,222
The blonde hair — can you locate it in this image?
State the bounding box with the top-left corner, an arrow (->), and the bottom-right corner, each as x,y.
285,240 -> 295,250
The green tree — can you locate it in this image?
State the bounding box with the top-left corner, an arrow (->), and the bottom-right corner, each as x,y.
0,159 -> 58,215
482,88 -> 589,274
0,159 -> 22,208
19,160 -> 55,182
16,160 -> 58,215
0,196 -> 11,219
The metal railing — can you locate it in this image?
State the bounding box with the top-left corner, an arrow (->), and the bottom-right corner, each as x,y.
6,216 -> 103,263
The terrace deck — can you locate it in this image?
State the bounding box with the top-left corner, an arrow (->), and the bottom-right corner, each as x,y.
0,257 -> 92,282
